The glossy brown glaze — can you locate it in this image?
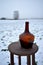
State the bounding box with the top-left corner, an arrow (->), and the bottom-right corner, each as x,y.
19,21 -> 35,49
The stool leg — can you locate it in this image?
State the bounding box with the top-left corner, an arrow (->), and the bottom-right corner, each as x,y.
18,56 -> 21,65
10,52 -> 14,65
27,55 -> 31,65
32,54 -> 35,65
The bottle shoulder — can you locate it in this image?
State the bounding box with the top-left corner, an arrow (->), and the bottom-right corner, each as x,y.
19,32 -> 34,37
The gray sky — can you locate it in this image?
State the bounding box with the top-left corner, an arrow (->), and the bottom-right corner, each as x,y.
0,0 -> 43,18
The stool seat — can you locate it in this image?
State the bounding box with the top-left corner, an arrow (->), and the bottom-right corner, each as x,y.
8,41 -> 38,65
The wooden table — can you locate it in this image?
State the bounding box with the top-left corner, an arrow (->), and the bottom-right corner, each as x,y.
8,41 -> 38,65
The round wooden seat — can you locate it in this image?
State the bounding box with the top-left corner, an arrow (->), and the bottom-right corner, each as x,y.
8,41 -> 38,65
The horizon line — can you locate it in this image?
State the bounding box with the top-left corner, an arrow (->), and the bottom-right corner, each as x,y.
0,17 -> 43,20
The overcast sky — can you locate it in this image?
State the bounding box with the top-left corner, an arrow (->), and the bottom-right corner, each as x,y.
0,0 -> 43,18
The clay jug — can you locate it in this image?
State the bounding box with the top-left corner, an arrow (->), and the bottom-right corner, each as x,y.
19,21 -> 34,49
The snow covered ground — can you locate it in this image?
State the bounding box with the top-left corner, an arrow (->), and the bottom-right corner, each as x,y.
0,20 -> 43,65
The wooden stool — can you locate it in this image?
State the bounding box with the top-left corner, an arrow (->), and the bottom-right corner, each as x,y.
8,41 -> 38,65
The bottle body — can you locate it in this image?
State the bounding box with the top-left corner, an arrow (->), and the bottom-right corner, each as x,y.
19,22 -> 34,49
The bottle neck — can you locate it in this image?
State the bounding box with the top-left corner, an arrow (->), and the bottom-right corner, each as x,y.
25,22 -> 29,32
